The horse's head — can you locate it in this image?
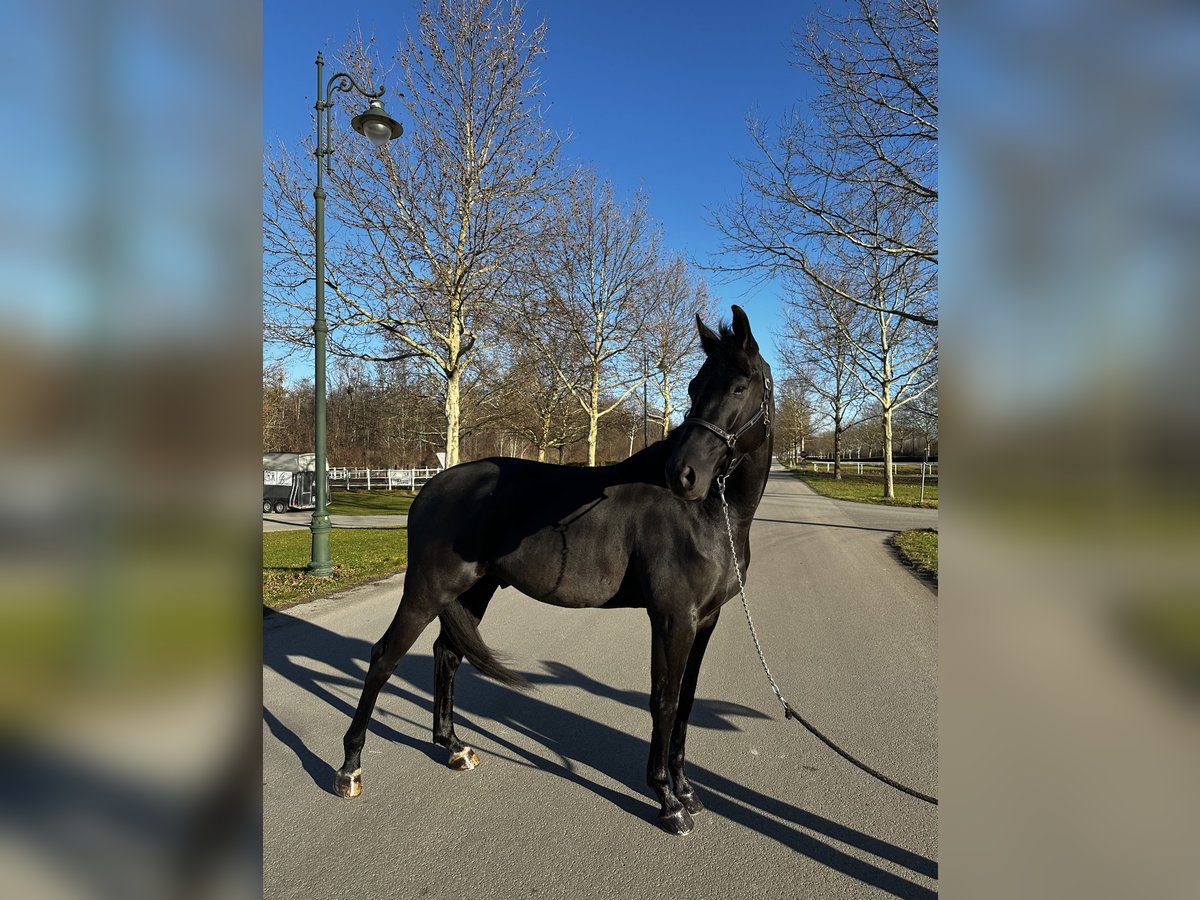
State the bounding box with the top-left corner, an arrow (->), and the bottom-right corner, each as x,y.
666,305 -> 774,501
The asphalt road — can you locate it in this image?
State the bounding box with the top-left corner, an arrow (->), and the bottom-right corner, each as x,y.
263,512 -> 407,532
263,462 -> 938,899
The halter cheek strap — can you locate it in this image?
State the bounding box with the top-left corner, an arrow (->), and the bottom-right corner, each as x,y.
682,374 -> 773,479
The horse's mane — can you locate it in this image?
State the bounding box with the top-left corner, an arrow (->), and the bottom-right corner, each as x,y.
707,321 -> 756,373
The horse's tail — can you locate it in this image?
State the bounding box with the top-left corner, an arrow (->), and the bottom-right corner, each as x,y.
438,601 -> 531,690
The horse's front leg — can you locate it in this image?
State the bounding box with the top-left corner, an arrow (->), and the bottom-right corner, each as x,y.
669,609 -> 720,815
647,611 -> 698,835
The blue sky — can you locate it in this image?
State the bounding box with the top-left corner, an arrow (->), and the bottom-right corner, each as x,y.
264,0 -> 821,374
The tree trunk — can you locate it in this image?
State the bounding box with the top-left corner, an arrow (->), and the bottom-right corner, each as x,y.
832,415 -> 843,480
586,410 -> 598,466
882,407 -> 895,499
880,307 -> 895,499
658,372 -> 672,440
586,372 -> 600,467
538,410 -> 551,462
444,367 -> 462,468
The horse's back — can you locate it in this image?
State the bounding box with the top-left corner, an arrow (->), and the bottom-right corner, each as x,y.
407,455 -> 670,607
408,456 -> 599,551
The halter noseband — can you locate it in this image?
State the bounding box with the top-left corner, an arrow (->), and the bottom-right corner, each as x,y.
682,372 -> 773,480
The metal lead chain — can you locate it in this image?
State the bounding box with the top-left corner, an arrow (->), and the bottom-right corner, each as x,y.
715,479 -> 938,805
717,482 -> 789,715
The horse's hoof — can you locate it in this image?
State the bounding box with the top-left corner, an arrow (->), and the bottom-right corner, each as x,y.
448,747 -> 480,771
677,790 -> 705,815
334,769 -> 362,798
658,807 -> 695,836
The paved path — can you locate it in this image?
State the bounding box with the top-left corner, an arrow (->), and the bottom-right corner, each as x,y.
263,512 -> 407,532
263,463 -> 937,899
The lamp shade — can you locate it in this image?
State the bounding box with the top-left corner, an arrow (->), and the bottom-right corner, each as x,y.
351,99 -> 403,148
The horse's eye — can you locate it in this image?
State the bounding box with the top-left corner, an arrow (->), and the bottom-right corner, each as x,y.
733,384 -> 747,395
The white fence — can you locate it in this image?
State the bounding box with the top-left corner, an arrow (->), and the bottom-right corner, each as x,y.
806,461 -> 938,479
327,467 -> 442,491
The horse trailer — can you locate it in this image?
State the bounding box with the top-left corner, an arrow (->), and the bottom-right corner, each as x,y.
263,452 -> 322,514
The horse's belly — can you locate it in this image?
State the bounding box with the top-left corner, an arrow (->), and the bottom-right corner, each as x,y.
490,531 -> 635,610
496,567 -> 630,610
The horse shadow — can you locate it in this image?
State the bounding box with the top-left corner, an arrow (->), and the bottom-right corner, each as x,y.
264,607 -> 937,899
263,606 -> 445,795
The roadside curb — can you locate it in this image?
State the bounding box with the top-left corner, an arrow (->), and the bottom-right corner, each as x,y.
263,569 -> 408,620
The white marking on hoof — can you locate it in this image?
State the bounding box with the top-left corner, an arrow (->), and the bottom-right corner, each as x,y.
448,747 -> 480,771
335,769 -> 362,798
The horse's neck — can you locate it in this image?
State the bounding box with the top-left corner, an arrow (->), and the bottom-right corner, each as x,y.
723,440 -> 772,523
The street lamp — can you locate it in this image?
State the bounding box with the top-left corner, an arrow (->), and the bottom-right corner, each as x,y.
307,51 -> 403,577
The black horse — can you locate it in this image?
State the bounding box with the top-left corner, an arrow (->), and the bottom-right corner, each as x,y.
334,305 -> 774,835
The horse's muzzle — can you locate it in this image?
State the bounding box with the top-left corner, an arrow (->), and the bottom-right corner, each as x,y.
666,460 -> 709,501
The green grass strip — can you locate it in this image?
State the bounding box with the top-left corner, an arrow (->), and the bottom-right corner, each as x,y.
889,529 -> 938,583
1117,594 -> 1200,694
263,527 -> 408,609
327,489 -> 417,516
789,468 -> 938,508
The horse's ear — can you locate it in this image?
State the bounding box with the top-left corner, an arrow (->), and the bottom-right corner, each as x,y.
731,305 -> 759,355
696,313 -> 720,355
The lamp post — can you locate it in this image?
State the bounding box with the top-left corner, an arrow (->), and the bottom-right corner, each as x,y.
307,51 -> 403,577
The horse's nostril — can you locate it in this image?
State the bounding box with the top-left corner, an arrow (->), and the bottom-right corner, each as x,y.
680,466 -> 696,489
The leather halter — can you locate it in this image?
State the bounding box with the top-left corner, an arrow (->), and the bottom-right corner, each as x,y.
682,372 -> 773,480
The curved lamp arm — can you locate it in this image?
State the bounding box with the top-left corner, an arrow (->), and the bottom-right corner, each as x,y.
325,71 -> 386,103
317,62 -> 403,172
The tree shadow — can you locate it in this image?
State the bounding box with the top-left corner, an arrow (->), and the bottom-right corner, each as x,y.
530,658 -> 770,731
261,516 -> 306,528
753,517 -> 904,534
264,607 -> 936,898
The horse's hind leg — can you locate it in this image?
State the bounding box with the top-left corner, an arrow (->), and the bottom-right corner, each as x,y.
334,582 -> 453,799
433,576 -> 499,770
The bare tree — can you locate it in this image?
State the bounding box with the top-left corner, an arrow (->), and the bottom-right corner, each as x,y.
839,201 -> 938,498
639,253 -> 714,440
528,169 -> 659,466
262,363 -> 291,453
778,267 -> 869,479
368,358 -> 440,464
501,339 -> 588,462
773,372 -> 814,466
264,0 -> 562,467
711,0 -> 937,327
898,380 -> 938,455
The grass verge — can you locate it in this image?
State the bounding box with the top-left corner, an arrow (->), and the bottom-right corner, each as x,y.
327,489 -> 417,516
889,529 -> 938,583
263,527 -> 408,610
789,468 -> 938,508
1117,594 -> 1200,695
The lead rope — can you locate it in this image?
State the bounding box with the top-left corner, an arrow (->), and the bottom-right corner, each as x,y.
716,477 -> 938,806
